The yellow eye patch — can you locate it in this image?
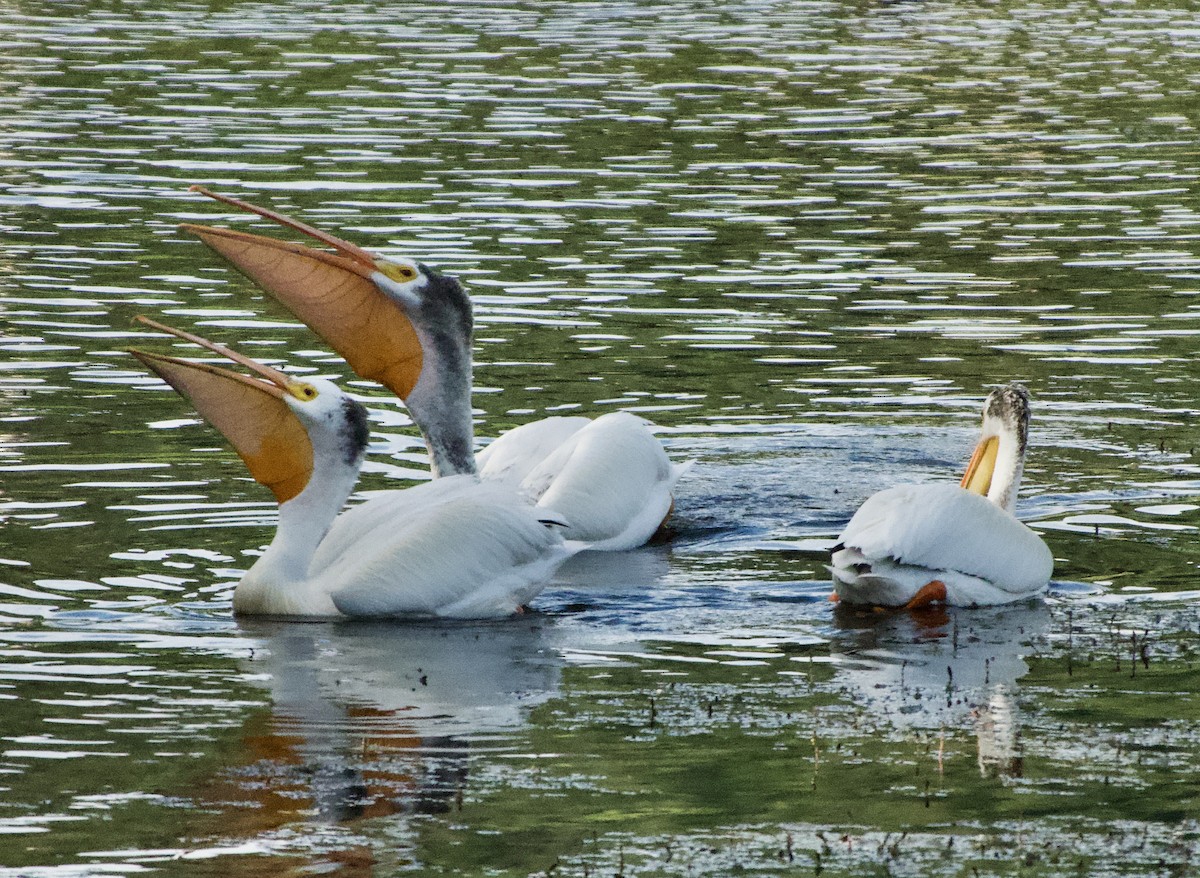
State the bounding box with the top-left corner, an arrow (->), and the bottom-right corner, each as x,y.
290,382 -> 319,402
378,262 -> 419,283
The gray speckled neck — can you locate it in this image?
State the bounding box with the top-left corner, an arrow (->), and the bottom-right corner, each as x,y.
401,270 -> 479,478
984,383 -> 1032,514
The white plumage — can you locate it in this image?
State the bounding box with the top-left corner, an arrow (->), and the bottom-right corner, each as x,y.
831,384 -> 1053,608
832,483 -> 1052,606
311,476 -> 573,618
326,490 -> 572,618
479,412 -> 693,551
475,416 -> 590,484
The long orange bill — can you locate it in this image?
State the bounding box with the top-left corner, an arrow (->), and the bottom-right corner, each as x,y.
960,436 -> 999,495
189,185 -> 377,265
130,321 -> 314,505
135,314 -> 294,388
181,187 -> 424,400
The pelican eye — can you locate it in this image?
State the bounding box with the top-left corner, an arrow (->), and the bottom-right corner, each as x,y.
291,382 -> 319,402
379,262 -> 420,283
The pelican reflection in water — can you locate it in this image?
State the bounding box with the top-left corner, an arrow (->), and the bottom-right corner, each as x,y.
193,618 -> 562,860
830,601 -> 1052,777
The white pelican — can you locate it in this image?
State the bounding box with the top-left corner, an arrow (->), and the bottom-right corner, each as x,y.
130,317 -> 573,619
178,186 -> 691,551
830,384 -> 1053,608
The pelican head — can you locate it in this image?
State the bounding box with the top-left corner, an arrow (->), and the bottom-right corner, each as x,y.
367,258 -> 476,477
129,316 -> 369,507
960,383 -> 1031,514
179,187 -> 476,478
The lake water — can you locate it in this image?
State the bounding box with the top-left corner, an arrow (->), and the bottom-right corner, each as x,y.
2,0 -> 1199,875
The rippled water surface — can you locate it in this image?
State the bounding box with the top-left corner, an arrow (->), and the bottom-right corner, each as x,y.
2,1 -> 1200,874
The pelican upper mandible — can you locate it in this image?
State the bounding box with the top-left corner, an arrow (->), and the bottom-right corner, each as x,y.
130,317 -> 574,619
830,384 -> 1053,608
177,186 -> 691,551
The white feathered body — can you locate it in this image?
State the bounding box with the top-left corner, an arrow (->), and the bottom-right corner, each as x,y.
234,476 -> 574,619
479,412 -> 692,551
831,483 -> 1052,607
476,416 -> 591,484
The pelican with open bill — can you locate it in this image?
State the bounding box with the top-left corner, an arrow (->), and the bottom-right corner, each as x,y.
180,185 -> 691,551
130,316 -> 575,619
829,384 -> 1053,608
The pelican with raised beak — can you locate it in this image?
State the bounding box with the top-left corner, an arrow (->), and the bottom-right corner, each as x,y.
131,317 -> 574,618
178,186 -> 690,551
